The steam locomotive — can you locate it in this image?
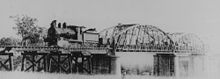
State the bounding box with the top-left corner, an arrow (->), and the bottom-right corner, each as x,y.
44,20 -> 101,48
43,20 -> 115,74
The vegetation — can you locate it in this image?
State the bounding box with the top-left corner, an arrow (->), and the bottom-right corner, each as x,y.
0,37 -> 20,45
10,15 -> 46,45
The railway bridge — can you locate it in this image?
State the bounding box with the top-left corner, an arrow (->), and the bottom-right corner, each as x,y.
0,23 -> 205,76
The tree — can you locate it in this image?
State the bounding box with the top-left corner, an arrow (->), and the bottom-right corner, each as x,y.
10,15 -> 45,44
0,37 -> 20,45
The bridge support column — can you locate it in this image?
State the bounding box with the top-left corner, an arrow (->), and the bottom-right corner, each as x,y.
115,56 -> 121,76
0,53 -> 13,71
174,55 -> 180,77
153,54 -> 175,76
48,52 -> 71,73
21,51 -> 47,72
71,52 -> 92,74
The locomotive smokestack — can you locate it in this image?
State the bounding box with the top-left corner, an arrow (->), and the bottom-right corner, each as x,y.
50,20 -> 57,28
58,23 -> 61,28
63,22 -> 67,28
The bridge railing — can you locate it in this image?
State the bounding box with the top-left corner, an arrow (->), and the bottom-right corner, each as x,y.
0,44 -> 108,53
116,45 -> 174,52
115,44 -> 205,54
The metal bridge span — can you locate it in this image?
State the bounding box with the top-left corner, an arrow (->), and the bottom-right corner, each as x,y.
99,24 -> 206,76
99,23 -> 205,54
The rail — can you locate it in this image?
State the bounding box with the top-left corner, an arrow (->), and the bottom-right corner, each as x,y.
0,45 -> 108,53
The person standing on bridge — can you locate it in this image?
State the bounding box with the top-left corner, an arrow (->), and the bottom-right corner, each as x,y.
45,20 -> 59,47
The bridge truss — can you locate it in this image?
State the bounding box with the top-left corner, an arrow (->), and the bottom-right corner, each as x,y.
100,24 -> 205,54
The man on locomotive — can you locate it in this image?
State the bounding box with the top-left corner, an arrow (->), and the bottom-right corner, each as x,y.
44,20 -> 59,47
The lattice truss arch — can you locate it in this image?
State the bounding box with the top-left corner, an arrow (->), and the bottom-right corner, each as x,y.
100,24 -> 174,51
169,33 -> 205,53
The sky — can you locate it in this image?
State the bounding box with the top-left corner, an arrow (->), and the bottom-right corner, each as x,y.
0,0 -> 219,52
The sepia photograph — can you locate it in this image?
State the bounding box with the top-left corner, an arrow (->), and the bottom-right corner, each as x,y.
0,0 -> 219,79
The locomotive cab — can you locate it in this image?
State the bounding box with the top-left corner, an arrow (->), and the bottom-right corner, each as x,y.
83,28 -> 99,47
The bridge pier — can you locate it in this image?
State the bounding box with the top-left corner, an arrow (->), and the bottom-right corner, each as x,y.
21,51 -> 47,72
174,55 -> 180,77
0,53 -> 13,71
153,54 -> 175,76
174,53 -> 205,77
71,51 -> 92,74
48,52 -> 72,73
91,54 -> 117,74
153,53 -> 205,77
